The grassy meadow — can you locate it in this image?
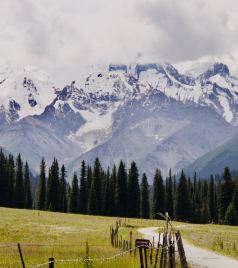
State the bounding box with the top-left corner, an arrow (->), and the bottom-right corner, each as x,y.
0,207 -> 162,268
1,207 -> 238,268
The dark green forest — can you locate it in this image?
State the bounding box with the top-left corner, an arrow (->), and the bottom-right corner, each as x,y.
0,149 -> 238,225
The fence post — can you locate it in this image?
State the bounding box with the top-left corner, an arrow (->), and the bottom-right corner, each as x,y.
163,232 -> 168,268
130,231 -> 132,255
168,232 -> 175,268
139,247 -> 144,268
49,257 -> 54,268
150,243 -> 153,267
144,247 -> 148,268
17,243 -> 25,268
175,231 -> 188,268
153,239 -> 160,268
172,234 -> 176,267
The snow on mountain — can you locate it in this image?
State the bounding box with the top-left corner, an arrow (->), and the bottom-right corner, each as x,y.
1,60 -> 238,179
0,64 -> 56,123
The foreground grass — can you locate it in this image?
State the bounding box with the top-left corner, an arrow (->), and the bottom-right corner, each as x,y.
3,206 -> 233,267
0,207 -> 163,268
172,222 -> 238,259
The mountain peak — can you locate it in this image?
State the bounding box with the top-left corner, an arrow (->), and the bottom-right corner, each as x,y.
199,62 -> 230,80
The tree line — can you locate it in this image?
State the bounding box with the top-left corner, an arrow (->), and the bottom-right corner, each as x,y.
0,150 -> 237,225
0,151 -> 32,209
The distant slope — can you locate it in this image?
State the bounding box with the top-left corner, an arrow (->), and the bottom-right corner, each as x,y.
186,134 -> 238,178
68,92 -> 238,181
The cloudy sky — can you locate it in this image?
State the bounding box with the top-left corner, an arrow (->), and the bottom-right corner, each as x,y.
1,0 -> 238,85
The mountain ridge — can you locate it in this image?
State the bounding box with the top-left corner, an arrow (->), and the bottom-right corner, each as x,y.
0,60 -> 238,180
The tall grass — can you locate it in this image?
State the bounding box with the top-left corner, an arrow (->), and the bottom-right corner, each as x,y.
0,207 -> 161,267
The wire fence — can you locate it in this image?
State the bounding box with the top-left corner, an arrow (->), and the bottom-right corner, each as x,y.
0,216 -> 187,268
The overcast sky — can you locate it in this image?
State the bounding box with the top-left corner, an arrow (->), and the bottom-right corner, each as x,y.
1,0 -> 238,85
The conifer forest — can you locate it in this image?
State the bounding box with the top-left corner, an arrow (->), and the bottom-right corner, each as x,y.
0,150 -> 237,226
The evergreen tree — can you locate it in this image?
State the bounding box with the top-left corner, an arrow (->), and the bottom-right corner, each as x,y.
108,165 -> 117,216
7,154 -> 15,207
233,178 -> 238,218
45,159 -> 60,211
127,161 -> 140,218
69,173 -> 79,213
115,161 -> 127,217
92,158 -> 102,214
14,154 -> 24,208
23,162 -> 32,209
175,170 -> 191,221
59,165 -> 68,213
208,175 -> 216,223
191,173 -> 199,222
224,203 -> 237,225
166,169 -> 174,218
151,169 -> 165,219
219,167 -> 234,222
140,173 -> 150,219
213,184 -> 218,223
87,166 -> 92,193
0,150 -> 7,207
79,160 -> 88,214
102,168 -> 110,216
201,181 -> 209,223
35,158 -> 46,210
88,180 -> 98,215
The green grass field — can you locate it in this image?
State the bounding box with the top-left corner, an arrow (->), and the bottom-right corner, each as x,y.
0,207 -> 163,268
1,207 -> 238,268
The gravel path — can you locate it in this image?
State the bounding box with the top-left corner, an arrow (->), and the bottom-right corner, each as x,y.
138,227 -> 238,268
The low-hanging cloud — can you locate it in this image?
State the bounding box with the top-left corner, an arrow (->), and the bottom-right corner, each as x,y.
0,0 -> 238,85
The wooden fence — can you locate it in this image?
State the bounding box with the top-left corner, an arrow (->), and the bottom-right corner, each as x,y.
109,218 -> 188,268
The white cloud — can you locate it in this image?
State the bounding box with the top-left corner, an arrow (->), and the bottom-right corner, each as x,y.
0,0 -> 238,85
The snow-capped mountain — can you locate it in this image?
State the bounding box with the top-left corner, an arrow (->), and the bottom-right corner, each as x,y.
1,60 -> 238,179
0,64 -> 55,123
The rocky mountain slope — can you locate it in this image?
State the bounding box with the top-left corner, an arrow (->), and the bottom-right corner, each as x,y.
0,61 -> 238,179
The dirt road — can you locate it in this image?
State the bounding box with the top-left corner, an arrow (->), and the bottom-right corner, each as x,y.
138,227 -> 238,268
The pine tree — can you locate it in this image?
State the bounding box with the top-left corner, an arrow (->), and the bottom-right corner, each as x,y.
191,173 -> 199,222
14,154 -> 24,208
92,158 -> 102,214
7,154 -> 15,207
0,150 -> 7,207
208,175 -> 216,223
166,169 -> 174,218
23,162 -> 32,209
224,202 -> 237,225
201,181 -> 209,223
45,159 -> 60,211
233,178 -> 238,219
79,160 -> 88,214
140,173 -> 150,219
213,184 -> 218,223
35,158 -> 46,210
59,165 -> 68,213
87,166 -> 92,193
175,170 -> 191,221
115,161 -> 127,217
151,169 -> 165,219
108,165 -> 117,216
69,173 -> 79,213
102,168 -> 110,216
219,167 -> 234,222
88,180 -> 98,215
127,161 -> 140,218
